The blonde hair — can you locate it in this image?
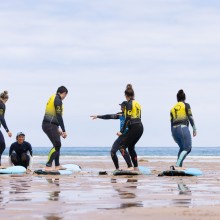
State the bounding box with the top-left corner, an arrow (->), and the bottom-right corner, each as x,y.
0,91 -> 9,100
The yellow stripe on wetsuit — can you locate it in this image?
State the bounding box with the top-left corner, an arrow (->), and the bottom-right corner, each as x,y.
124,100 -> 141,119
44,94 -> 64,125
170,102 -> 188,124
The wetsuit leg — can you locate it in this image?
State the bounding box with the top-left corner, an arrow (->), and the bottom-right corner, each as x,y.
20,153 -> 30,169
0,131 -> 6,166
111,136 -> 122,169
42,122 -> 61,167
119,134 -> 133,168
11,152 -> 21,166
126,123 -> 144,167
172,126 -> 192,167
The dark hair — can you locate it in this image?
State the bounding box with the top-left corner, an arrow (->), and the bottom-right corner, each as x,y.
177,89 -> 186,102
125,84 -> 134,98
57,86 -> 68,94
0,91 -> 9,100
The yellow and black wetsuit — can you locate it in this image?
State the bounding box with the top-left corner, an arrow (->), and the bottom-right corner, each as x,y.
42,94 -> 65,167
170,101 -> 196,167
119,99 -> 144,168
0,100 -> 9,165
170,101 -> 196,130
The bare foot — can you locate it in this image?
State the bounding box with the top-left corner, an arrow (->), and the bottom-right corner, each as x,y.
0,166 -> 6,169
125,167 -> 134,171
174,166 -> 186,171
55,166 -> 67,170
134,167 -> 139,171
45,166 -> 55,171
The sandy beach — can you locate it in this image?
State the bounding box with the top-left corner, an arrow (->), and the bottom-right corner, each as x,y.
0,156 -> 220,220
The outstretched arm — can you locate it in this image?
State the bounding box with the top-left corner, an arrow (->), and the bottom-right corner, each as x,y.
90,114 -> 120,120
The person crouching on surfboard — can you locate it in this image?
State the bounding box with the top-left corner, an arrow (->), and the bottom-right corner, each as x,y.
90,101 -> 128,170
9,132 -> 33,171
117,84 -> 144,171
170,89 -> 197,171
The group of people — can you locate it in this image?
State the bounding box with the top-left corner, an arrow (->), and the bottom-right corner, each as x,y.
0,91 -> 32,170
0,84 -> 196,172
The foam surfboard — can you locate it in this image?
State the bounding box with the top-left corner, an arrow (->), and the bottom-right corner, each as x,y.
34,163 -> 81,175
0,166 -> 26,174
113,166 -> 151,176
158,168 -> 202,177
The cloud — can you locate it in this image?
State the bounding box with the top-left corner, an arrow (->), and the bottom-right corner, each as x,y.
0,0 -> 220,147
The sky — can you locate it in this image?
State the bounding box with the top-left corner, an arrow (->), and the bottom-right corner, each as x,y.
0,0 -> 220,148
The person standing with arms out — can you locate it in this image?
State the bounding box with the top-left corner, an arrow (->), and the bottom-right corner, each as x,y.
117,84 -> 144,171
170,89 -> 197,170
90,101 -> 128,170
42,86 -> 68,171
0,91 -> 12,168
9,132 -> 33,170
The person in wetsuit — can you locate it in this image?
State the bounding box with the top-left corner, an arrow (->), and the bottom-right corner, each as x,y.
42,86 -> 68,171
0,91 -> 12,168
170,89 -> 197,170
117,84 -> 144,171
90,101 -> 128,170
9,132 -> 33,170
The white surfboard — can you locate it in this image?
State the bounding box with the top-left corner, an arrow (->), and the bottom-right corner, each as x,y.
34,164 -> 81,175
0,166 -> 26,174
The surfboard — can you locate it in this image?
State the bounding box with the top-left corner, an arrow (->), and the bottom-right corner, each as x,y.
158,168 -> 202,177
113,166 -> 151,176
0,166 -> 26,174
34,164 -> 81,175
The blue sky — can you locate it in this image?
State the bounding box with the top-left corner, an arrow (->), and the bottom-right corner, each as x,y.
0,0 -> 220,147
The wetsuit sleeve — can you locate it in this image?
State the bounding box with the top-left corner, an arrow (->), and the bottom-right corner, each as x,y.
0,103 -> 9,132
185,103 -> 196,131
27,142 -> 33,157
120,101 -> 132,133
54,96 -> 66,132
97,114 -> 120,120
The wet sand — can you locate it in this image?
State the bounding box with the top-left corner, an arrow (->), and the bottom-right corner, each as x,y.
1,156 -> 220,220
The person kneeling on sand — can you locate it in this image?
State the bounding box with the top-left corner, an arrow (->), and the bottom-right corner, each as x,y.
9,132 -> 33,171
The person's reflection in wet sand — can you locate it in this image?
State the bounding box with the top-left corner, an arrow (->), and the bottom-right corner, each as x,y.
111,177 -> 143,209
172,180 -> 192,207
46,178 -> 60,201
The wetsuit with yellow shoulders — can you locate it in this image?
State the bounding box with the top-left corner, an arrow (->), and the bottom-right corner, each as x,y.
119,99 -> 144,168
42,93 -> 65,167
170,101 -> 196,167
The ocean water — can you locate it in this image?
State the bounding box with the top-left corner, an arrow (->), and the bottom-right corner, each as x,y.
3,147 -> 220,156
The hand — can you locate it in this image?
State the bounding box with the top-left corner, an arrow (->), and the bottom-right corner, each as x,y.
7,131 -> 12,137
117,132 -> 122,136
90,115 -> 97,120
26,169 -> 32,173
193,130 -> 197,137
61,132 -> 67,139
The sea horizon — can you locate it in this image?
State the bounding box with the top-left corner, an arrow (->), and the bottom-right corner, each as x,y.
3,146 -> 220,156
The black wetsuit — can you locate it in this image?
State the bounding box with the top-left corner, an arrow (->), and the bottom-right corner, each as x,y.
0,100 -> 9,165
119,99 -> 144,168
97,113 -> 128,169
42,93 -> 66,167
9,141 -> 32,168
